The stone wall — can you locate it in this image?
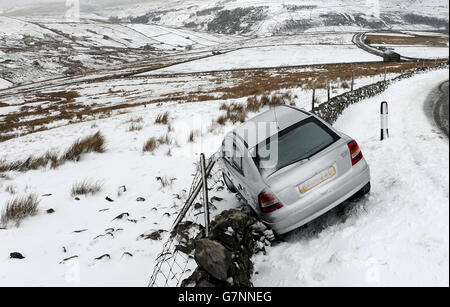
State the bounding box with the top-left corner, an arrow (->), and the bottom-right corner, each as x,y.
181,209 -> 274,287
312,64 -> 449,125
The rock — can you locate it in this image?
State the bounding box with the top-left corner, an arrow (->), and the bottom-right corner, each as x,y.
60,255 -> 78,264
72,229 -> 87,233
182,209 -> 274,287
112,213 -> 129,221
139,229 -> 167,241
136,197 -> 146,202
94,254 -> 110,261
194,239 -> 231,281
74,197 -> 80,201
10,252 -> 25,259
105,197 -> 114,202
46,208 -> 55,214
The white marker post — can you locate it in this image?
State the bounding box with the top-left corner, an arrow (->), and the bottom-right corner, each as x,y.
380,101 -> 389,141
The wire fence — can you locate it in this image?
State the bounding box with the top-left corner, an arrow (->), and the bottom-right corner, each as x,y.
148,152 -> 224,287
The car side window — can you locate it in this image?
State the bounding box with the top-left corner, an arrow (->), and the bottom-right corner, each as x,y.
232,142 -> 243,173
222,138 -> 233,163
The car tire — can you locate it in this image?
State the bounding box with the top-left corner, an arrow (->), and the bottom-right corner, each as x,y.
359,181 -> 371,196
223,173 -> 237,193
348,182 -> 371,202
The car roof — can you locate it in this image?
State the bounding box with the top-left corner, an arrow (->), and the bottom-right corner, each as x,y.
232,105 -> 311,149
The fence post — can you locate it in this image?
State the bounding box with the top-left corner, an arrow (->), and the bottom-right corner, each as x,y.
200,153 -> 210,236
351,71 -> 354,91
384,69 -> 387,82
380,101 -> 389,141
327,80 -> 330,101
312,88 -> 315,110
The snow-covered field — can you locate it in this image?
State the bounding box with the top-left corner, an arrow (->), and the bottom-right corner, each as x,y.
0,99 -> 241,286
145,45 -> 381,75
386,46 -> 449,59
253,69 -> 449,287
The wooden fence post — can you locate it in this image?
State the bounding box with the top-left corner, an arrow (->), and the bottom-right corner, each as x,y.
327,80 -> 330,101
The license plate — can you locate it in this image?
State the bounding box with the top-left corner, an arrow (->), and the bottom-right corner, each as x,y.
299,166 -> 336,194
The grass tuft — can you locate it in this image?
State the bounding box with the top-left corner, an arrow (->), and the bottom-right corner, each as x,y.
1,193 -> 40,227
155,112 -> 170,125
143,137 -> 158,153
71,180 -> 103,197
61,131 -> 105,162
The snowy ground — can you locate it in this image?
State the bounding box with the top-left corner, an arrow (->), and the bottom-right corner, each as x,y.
384,46 -> 449,59
145,45 -> 381,75
252,69 -> 449,287
0,99 -> 242,286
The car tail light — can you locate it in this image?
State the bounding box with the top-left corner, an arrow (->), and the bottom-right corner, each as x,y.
348,140 -> 363,165
258,191 -> 283,213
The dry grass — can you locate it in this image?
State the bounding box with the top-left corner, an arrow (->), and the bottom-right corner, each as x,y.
128,123 -> 143,132
61,131 -> 105,162
157,133 -> 172,146
156,176 -> 175,188
365,34 -> 448,47
0,132 -> 105,173
246,96 -> 263,112
4,184 -> 17,195
71,179 -> 103,197
187,130 -> 198,143
155,112 -> 170,125
1,193 -> 39,227
1,61 -> 445,143
217,103 -> 247,125
126,116 -> 143,124
142,137 -> 158,153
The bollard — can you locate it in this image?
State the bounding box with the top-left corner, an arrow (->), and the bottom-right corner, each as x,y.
380,101 -> 389,141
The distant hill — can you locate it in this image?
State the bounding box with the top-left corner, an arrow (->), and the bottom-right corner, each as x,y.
102,0 -> 449,36
3,0 -> 448,36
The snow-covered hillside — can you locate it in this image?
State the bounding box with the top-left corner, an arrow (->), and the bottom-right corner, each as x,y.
101,0 -> 449,36
0,68 -> 448,286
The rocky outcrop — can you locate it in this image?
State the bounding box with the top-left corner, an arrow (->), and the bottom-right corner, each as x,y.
181,209 -> 274,287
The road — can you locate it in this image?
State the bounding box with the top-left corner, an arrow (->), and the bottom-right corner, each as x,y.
352,32 -> 448,62
425,80 -> 449,137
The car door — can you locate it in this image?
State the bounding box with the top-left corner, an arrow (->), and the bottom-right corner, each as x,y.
230,139 -> 255,205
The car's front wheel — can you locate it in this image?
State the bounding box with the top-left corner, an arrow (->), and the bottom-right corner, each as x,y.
223,173 -> 237,193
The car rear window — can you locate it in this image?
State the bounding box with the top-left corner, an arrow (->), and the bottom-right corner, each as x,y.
254,117 -> 339,175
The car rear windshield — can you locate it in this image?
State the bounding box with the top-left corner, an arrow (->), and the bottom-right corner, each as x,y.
254,117 -> 339,175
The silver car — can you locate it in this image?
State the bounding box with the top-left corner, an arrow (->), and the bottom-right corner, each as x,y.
220,105 -> 370,235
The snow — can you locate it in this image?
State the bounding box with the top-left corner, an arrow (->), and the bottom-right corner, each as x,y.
0,97 -> 241,286
0,78 -> 12,90
144,45 -> 381,75
252,69 -> 449,287
371,45 -> 449,59
390,46 -> 449,59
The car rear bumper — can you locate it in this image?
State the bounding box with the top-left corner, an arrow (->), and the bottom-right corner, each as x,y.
261,159 -> 370,234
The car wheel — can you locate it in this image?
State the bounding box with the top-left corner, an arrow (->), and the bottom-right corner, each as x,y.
348,182 -> 371,202
223,173 -> 237,193
359,181 -> 371,196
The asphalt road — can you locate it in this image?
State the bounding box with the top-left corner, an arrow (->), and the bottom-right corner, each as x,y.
425,80 -> 449,137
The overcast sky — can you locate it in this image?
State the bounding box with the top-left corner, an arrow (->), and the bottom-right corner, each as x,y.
0,0 -> 63,9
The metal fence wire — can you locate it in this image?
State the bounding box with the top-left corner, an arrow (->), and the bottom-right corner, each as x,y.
148,152 -> 224,287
